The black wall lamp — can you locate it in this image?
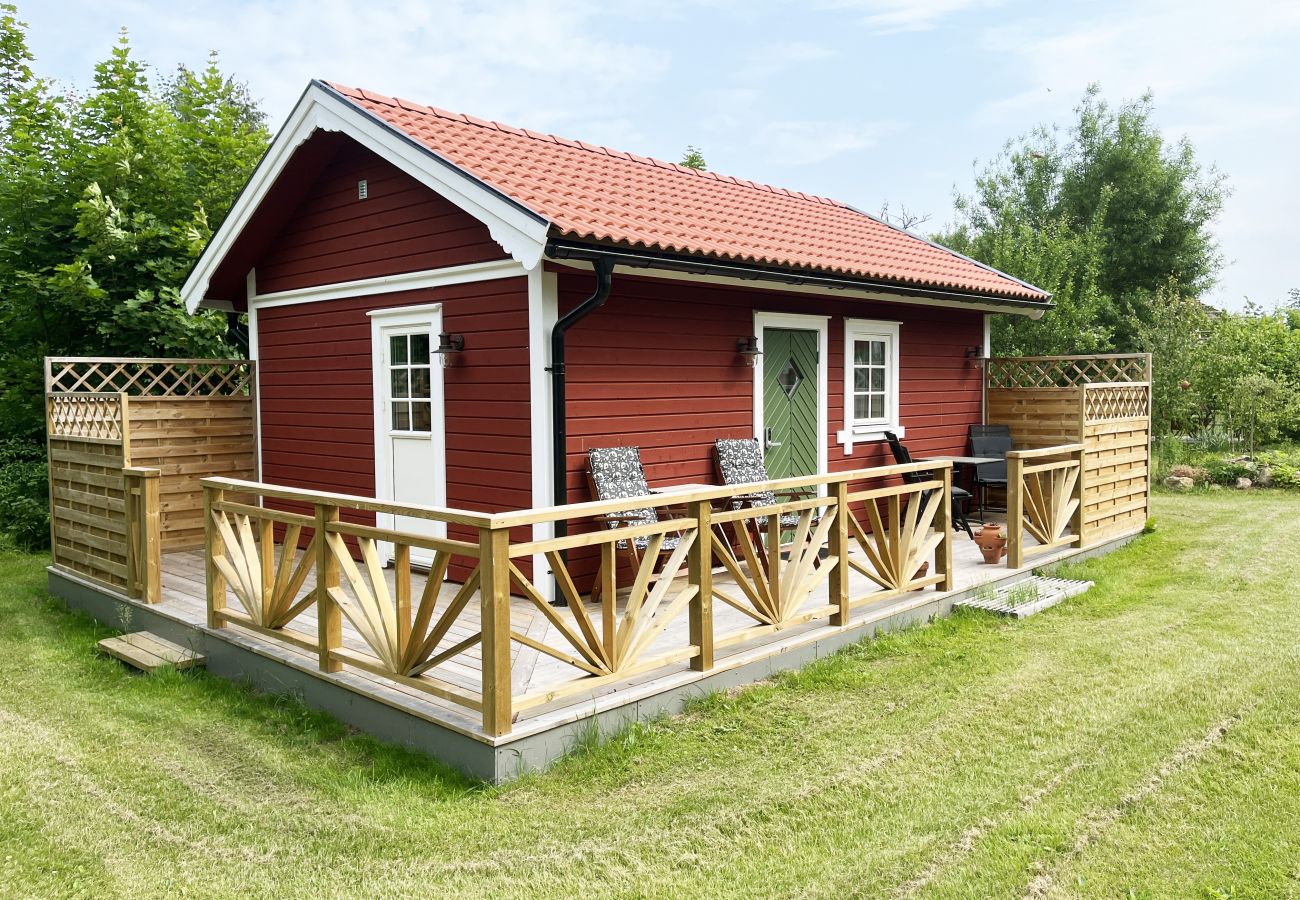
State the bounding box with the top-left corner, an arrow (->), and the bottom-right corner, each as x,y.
736,335 -> 761,366
434,332 -> 465,367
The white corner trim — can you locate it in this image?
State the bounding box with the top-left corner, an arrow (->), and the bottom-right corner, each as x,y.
527,267 -> 558,603
182,82 -> 550,313
246,269 -> 263,482
839,318 -> 903,457
753,311 -> 830,487
250,259 -> 526,310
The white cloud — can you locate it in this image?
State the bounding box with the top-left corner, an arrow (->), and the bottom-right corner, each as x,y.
822,0 -> 1002,34
757,118 -> 901,167
27,0 -> 670,134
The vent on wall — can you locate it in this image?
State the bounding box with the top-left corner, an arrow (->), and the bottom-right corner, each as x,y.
357,179 -> 368,200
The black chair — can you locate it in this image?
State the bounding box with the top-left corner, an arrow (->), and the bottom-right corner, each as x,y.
882,432 -> 974,539
969,425 -> 1013,521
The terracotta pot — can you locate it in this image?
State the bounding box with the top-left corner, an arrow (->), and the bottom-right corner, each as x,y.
911,560 -> 930,581
973,523 -> 1007,564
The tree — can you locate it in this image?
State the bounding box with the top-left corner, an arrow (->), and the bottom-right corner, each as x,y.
939,85 -> 1228,354
0,9 -> 269,439
680,145 -> 706,170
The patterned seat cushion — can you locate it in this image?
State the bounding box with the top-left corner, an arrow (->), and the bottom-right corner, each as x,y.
589,446 -> 657,525
589,446 -> 664,550
715,438 -> 806,528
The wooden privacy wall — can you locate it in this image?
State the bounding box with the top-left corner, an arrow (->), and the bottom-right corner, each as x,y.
986,355 -> 1152,546
48,428 -> 130,591
125,397 -> 257,550
45,359 -> 258,589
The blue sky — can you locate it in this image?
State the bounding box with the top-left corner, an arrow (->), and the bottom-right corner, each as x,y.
25,0 -> 1300,310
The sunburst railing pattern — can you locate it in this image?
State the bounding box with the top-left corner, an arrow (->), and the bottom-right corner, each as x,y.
1005,444 -> 1086,568
203,461 -> 959,737
708,495 -> 839,645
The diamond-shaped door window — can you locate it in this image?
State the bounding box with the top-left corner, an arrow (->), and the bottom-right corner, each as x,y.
777,357 -> 804,397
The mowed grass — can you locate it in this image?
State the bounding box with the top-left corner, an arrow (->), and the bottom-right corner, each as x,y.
2,492 -> 1299,899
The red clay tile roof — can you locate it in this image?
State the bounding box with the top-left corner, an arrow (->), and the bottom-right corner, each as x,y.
325,82 -> 1049,302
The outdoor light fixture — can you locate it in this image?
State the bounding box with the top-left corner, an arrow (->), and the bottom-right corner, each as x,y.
736,335 -> 761,366
965,346 -> 988,368
434,332 -> 465,367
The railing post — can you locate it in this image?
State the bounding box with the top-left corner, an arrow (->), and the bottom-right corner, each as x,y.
687,499 -> 714,671
1072,444 -> 1087,548
935,465 -> 955,591
1006,454 -> 1025,569
316,503 -> 342,673
479,524 -> 513,737
828,481 -> 850,625
205,484 -> 227,628
136,469 -> 161,604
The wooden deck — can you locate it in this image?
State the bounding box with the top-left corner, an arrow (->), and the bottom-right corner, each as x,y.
144,520 -> 1074,741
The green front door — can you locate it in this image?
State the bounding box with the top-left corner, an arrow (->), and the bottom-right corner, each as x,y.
761,327 -> 819,480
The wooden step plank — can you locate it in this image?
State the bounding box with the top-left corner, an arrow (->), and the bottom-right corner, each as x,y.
98,632 -> 206,673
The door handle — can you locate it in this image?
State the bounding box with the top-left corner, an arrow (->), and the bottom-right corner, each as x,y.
765,427 -> 782,449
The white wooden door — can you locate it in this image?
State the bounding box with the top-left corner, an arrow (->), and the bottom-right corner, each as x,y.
377,316 -> 446,563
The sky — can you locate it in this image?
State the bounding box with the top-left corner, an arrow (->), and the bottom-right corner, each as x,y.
22,0 -> 1300,310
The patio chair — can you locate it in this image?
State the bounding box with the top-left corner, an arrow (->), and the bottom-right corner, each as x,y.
713,438 -> 821,570
882,431 -> 974,539
586,446 -> 685,604
969,424 -> 1013,521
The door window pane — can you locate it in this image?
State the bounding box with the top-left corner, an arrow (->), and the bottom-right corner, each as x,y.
410,333 -> 430,362
391,369 -> 409,398
410,401 -> 432,432
410,367 -> 430,399
387,329 -> 434,433
392,402 -> 410,431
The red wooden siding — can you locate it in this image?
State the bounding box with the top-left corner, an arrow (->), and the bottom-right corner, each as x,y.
556,269 -> 984,585
559,269 -> 984,492
253,139 -> 506,295
256,278 -> 532,563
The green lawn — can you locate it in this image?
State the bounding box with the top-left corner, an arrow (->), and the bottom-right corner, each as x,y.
2,492 -> 1299,898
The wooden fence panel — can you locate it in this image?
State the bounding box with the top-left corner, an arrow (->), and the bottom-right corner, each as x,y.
49,436 -> 129,590
986,387 -> 1084,449
121,396 -> 257,552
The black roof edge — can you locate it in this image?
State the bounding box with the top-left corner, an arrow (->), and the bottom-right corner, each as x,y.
312,79 -> 551,227
841,203 -> 1052,300
545,239 -> 1054,312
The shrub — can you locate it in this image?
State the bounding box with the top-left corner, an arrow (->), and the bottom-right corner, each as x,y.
0,439 -> 50,550
1206,459 -> 1253,486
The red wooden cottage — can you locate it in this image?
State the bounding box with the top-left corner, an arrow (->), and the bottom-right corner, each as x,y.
180,80 -> 1052,598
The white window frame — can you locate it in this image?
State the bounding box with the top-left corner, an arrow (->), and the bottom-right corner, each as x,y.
839,318 -> 903,454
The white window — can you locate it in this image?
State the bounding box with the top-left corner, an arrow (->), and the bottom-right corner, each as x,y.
843,319 -> 901,442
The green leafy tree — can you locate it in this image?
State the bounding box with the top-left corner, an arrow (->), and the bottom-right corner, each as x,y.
939,85 -> 1228,355
680,145 -> 706,170
0,9 -> 269,439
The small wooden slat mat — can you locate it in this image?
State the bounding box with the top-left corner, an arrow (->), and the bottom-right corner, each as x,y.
98,632 -> 206,673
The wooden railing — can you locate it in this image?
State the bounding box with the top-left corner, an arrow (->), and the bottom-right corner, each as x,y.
203,481 -> 492,717
1005,444 -> 1085,568
201,461 -> 954,737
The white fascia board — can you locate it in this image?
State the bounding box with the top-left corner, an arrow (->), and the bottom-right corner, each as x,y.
183,82 -> 550,313
249,258 -> 526,309
546,257 -> 1047,319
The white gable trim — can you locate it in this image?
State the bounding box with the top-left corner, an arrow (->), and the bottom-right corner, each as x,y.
182,81 -> 550,313
246,259 -> 526,310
